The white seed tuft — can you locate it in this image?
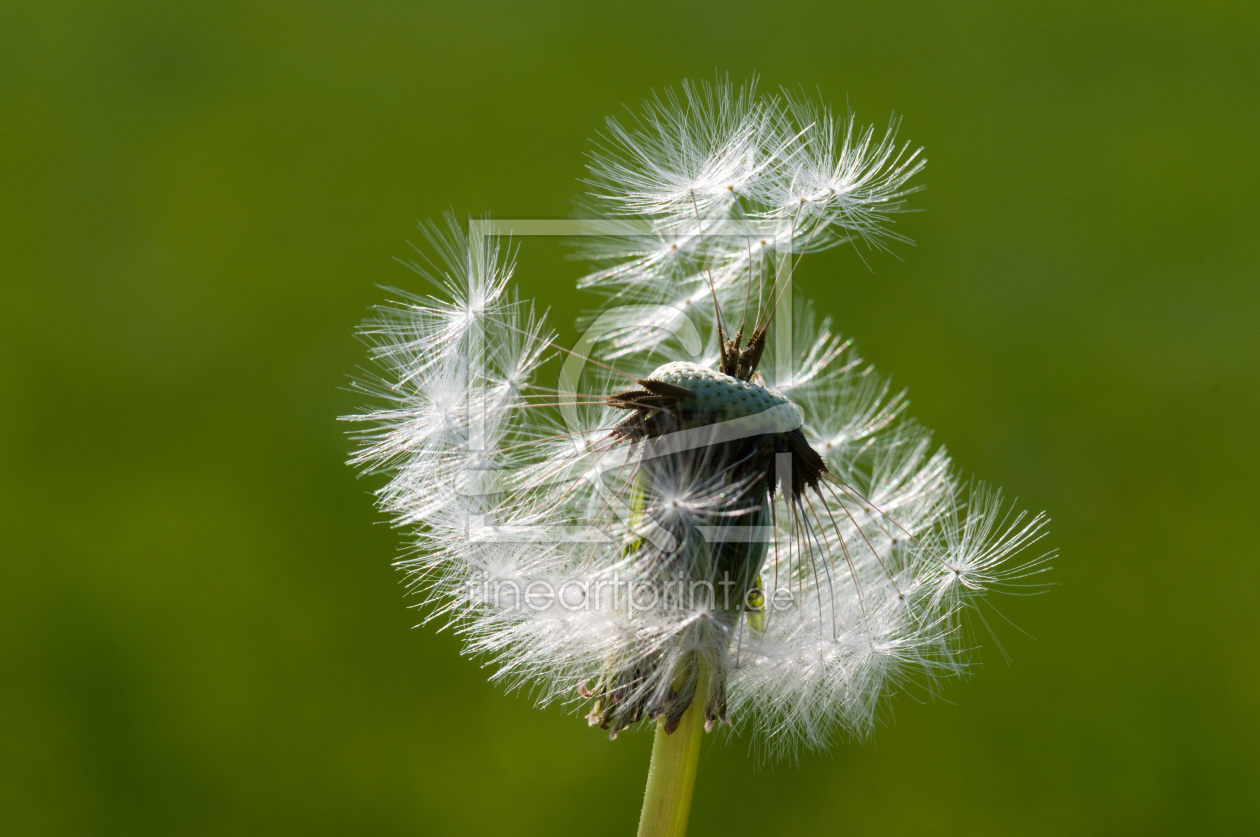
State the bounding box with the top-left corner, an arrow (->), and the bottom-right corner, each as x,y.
346,80 -> 1053,760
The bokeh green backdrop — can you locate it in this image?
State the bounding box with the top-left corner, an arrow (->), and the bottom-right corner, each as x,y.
3,2 -> 1257,834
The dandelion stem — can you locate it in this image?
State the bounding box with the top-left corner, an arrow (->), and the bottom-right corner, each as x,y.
636,663 -> 711,837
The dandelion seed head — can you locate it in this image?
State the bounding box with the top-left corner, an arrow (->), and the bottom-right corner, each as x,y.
346,79 -> 1052,759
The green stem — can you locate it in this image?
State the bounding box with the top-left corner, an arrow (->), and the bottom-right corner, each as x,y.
636,665 -> 711,837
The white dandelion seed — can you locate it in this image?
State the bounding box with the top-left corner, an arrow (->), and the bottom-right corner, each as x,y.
755,92 -> 928,252
347,81 -> 1052,823
586,77 -> 780,219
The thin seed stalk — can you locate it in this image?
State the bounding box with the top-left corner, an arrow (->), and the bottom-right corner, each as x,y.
636,662 -> 711,837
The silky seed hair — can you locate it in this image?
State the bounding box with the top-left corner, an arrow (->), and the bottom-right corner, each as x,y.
346,78 -> 1052,760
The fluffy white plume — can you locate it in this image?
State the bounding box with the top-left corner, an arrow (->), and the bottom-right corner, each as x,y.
347,82 -> 1052,759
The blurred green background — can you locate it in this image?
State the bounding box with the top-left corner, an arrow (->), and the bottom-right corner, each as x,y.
2,2 -> 1257,834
